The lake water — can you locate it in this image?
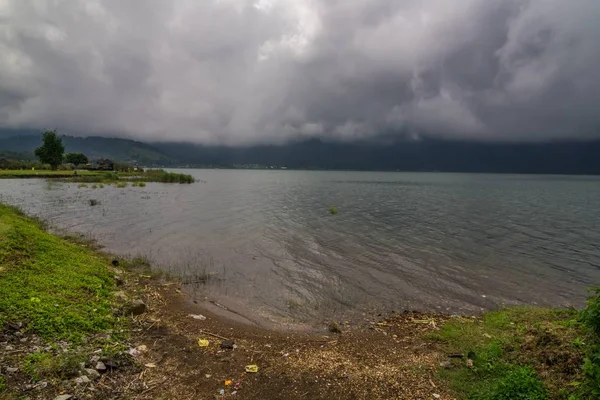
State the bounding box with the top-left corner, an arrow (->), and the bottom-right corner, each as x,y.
1,170 -> 599,329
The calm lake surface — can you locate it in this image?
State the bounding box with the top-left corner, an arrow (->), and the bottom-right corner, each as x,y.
1,170 -> 599,329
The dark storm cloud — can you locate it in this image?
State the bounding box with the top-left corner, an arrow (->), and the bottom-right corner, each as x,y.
0,0 -> 599,144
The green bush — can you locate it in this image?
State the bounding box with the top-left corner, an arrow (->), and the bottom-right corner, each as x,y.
581,287 -> 600,336
472,367 -> 548,400
578,287 -> 600,399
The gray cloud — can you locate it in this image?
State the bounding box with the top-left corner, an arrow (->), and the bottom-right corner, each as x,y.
0,0 -> 599,144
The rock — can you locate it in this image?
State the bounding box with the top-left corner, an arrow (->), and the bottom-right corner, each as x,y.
85,368 -> 101,379
95,361 -> 107,372
76,375 -> 91,384
55,396 -> 74,400
439,361 -> 452,369
136,344 -> 148,352
5,344 -> 14,351
112,259 -> 119,267
220,340 -> 235,349
125,299 -> 147,316
6,367 -> 18,373
35,381 -> 48,389
328,321 -> 342,334
90,355 -> 100,363
114,291 -> 128,301
104,359 -> 119,370
466,359 -> 474,368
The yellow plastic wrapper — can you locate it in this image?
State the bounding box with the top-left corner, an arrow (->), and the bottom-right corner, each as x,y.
245,365 -> 258,373
198,339 -> 209,347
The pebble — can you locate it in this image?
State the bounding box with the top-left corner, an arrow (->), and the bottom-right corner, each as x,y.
76,376 -> 91,384
220,340 -> 235,349
6,367 -> 18,373
136,344 -> 148,352
85,368 -> 101,379
95,361 -> 107,372
55,395 -> 73,400
126,299 -> 147,315
5,345 -> 14,351
37,381 -> 48,389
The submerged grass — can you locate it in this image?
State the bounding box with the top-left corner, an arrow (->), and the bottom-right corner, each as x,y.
0,203 -> 121,341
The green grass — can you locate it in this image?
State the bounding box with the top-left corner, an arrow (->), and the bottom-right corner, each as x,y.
329,206 -> 338,215
0,203 -> 121,341
0,168 -> 194,184
432,308 -> 585,399
22,352 -> 85,381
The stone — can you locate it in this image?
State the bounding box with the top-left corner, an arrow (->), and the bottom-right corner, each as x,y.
136,344 -> 148,352
85,368 -> 101,379
76,376 -> 91,384
114,291 -> 128,301
466,359 -> 474,368
5,345 -> 14,351
95,361 -> 107,372
55,396 -> 74,400
125,299 -> 147,316
220,340 -> 235,349
6,367 -> 18,373
35,381 -> 48,389
328,321 -> 342,334
439,361 -> 452,369
112,259 -> 119,267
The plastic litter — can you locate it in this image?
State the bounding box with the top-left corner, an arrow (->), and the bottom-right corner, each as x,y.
225,380 -> 232,386
189,314 -> 207,320
245,364 -> 259,373
219,389 -> 225,395
198,339 -> 210,347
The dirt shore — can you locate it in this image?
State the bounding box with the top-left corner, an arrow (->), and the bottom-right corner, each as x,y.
105,273 -> 452,399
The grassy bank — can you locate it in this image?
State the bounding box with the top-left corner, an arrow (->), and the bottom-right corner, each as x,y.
430,301 -> 600,399
0,204 -> 137,399
0,169 -> 194,183
0,203 -> 598,399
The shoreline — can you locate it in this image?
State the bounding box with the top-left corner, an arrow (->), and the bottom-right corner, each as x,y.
1,203 -> 597,399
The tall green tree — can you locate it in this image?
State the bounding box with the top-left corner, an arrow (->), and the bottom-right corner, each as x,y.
34,130 -> 65,170
64,152 -> 89,167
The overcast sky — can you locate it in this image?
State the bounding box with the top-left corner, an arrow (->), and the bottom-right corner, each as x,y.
0,0 -> 599,144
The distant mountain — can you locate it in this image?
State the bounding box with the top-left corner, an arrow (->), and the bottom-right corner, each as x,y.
153,138 -> 600,175
1,128 -> 600,174
0,131 -> 172,165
